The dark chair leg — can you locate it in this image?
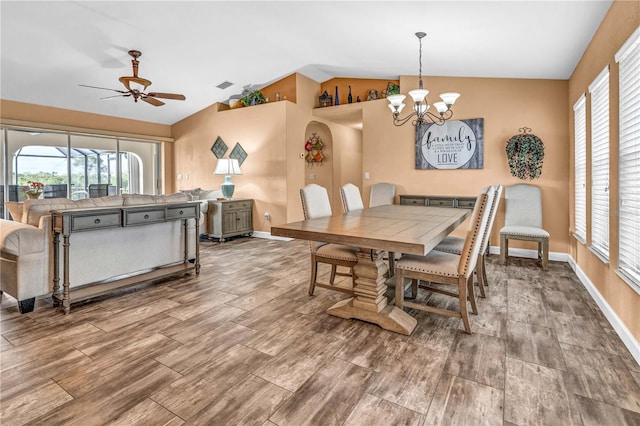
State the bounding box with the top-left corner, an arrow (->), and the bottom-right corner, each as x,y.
18,297 -> 35,314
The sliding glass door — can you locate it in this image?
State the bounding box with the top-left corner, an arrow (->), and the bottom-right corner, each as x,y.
1,127 -> 161,218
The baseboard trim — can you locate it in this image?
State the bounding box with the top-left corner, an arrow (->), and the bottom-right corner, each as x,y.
253,231 -> 293,241
567,255 -> 640,366
488,245 -> 569,262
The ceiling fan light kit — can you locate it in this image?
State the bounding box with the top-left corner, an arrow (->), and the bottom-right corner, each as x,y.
80,49 -> 186,107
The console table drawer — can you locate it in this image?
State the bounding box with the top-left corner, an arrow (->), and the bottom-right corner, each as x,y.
167,204 -> 198,220
400,196 -> 426,206
222,200 -> 252,211
456,198 -> 476,209
71,212 -> 121,231
124,209 -> 166,226
428,198 -> 455,207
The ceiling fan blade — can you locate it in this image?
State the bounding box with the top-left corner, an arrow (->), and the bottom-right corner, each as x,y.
99,94 -> 131,100
79,84 -> 129,94
147,92 -> 186,101
142,96 -> 165,107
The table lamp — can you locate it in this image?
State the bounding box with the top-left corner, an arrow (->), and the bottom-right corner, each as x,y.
214,158 -> 242,199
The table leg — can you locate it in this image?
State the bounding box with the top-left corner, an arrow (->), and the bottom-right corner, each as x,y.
327,248 -> 417,335
62,234 -> 70,315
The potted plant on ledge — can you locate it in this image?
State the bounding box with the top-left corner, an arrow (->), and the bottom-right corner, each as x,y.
241,90 -> 266,106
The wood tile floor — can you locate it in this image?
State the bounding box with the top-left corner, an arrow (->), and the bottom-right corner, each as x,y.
1,237 -> 639,425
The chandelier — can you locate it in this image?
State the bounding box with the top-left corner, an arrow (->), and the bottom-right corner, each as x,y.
387,32 -> 460,127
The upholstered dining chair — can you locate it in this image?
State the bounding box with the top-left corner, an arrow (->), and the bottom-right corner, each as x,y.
340,183 -> 364,213
432,184 -> 503,297
394,186 -> 494,334
499,183 -> 549,270
369,182 -> 396,207
300,184 -> 358,296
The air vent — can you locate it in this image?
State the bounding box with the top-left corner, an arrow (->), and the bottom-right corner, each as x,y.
216,81 -> 233,90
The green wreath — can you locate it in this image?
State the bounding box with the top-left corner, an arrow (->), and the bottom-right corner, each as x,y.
505,128 -> 544,180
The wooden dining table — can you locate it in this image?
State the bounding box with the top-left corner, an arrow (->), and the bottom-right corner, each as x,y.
270,204 -> 470,335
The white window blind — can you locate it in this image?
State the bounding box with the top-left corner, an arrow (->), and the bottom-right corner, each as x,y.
616,26 -> 640,289
589,66 -> 610,260
574,94 -> 587,243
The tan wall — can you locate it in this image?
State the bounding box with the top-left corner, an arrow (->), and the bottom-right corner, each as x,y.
361,76 -> 570,248
171,101 -> 290,233
568,0 -> 640,339
170,73 -> 364,231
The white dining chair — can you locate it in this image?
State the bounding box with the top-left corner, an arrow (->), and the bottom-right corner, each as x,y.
340,183 -> 364,213
433,184 -> 503,297
499,183 -> 549,270
369,182 -> 396,207
300,184 -> 358,296
395,186 -> 494,334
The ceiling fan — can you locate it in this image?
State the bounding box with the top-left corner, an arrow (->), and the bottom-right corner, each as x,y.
80,49 -> 186,106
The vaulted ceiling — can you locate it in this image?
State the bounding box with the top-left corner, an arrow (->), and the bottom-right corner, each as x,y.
1,1 -> 613,125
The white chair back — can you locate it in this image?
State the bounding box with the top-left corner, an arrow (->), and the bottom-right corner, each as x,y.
340,183 -> 364,213
458,186 -> 494,277
504,183 -> 542,228
300,184 -> 332,220
369,182 -> 396,207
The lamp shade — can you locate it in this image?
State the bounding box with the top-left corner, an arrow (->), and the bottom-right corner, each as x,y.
214,158 -> 242,176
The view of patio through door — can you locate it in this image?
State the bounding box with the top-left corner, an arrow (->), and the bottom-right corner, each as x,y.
1,127 -> 160,218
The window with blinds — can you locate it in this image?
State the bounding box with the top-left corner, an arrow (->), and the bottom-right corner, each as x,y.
616,27 -> 640,290
589,67 -> 610,261
573,94 -> 587,243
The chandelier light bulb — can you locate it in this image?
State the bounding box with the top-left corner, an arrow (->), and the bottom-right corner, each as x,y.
434,101 -> 448,114
440,92 -> 460,107
387,94 -> 406,107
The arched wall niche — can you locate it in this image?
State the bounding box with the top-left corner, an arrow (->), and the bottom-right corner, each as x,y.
303,121 -> 334,209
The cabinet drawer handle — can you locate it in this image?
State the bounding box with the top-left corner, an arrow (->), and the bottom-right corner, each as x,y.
94,218 -> 101,224
144,214 -> 150,220
179,210 -> 184,215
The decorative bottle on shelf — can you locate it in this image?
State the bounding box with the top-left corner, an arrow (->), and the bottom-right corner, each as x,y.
335,86 -> 339,106
348,85 -> 353,103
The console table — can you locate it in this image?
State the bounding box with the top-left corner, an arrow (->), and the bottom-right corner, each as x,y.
51,202 -> 200,314
399,194 -> 476,209
207,198 -> 253,242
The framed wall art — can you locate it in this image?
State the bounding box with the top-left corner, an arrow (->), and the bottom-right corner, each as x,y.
415,118 -> 484,170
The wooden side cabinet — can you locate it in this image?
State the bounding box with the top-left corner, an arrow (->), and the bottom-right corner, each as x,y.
399,195 -> 476,209
207,198 -> 253,242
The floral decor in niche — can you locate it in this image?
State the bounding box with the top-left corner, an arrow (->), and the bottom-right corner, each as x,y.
304,133 -> 324,165
23,181 -> 44,199
505,127 -> 545,180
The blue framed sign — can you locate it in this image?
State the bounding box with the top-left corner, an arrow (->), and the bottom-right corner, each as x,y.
415,118 -> 484,169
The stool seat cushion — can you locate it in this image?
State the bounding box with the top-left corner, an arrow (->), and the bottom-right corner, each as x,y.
500,225 -> 549,239
396,251 -> 460,278
316,243 -> 359,261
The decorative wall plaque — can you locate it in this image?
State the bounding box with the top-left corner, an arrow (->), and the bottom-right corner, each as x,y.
229,143 -> 248,166
415,118 -> 484,170
210,136 -> 228,159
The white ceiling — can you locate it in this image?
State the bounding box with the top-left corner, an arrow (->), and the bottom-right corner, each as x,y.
1,1 -> 612,126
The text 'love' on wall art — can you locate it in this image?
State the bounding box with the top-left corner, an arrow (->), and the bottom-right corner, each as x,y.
415,118 -> 484,170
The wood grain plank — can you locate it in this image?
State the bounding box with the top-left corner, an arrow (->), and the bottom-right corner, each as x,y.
426,373 -> 503,426
91,298 -> 181,332
504,357 -> 577,425
185,374 -> 291,425
444,332 -> 506,390
151,344 -> 271,419
343,393 -> 423,426
270,358 -> 374,426
0,379 -> 73,426
367,342 -> 448,414
506,320 -> 565,370
108,398 -> 184,426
